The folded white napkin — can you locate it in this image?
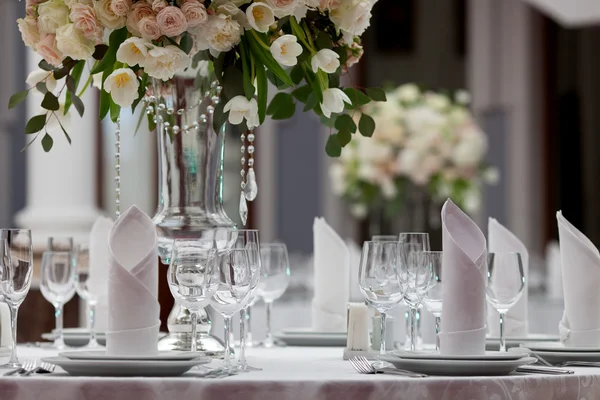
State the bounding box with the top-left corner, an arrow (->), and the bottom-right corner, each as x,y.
88,217 -> 113,332
557,211 -> 600,346
487,218 -> 529,337
439,199 -> 487,355
312,217 -> 349,332
346,240 -> 363,302
106,205 -> 160,355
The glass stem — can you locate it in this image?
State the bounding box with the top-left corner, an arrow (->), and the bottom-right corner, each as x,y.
239,308 -> 247,369
89,302 -> 98,347
379,312 -> 387,355
265,301 -> 273,347
54,304 -> 64,349
410,306 -> 417,352
223,315 -> 232,369
499,312 -> 506,352
7,304 -> 19,365
434,316 -> 441,352
190,311 -> 198,353
246,305 -> 253,345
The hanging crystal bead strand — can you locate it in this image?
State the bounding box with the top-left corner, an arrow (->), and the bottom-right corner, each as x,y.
114,117 -> 121,218
239,131 -> 248,225
244,130 -> 258,201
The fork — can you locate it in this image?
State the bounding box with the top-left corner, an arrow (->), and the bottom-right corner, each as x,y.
4,359 -> 36,376
23,362 -> 56,376
349,356 -> 427,378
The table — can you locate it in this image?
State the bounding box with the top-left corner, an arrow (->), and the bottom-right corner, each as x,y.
1,346 -> 599,400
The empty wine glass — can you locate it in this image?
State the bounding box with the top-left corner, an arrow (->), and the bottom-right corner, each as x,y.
256,243 -> 290,348
359,241 -> 405,365
168,240 -> 219,353
40,250 -> 76,350
486,252 -> 525,352
74,244 -> 100,349
210,249 -> 255,371
372,235 -> 398,242
422,251 -> 443,351
0,230 -> 33,368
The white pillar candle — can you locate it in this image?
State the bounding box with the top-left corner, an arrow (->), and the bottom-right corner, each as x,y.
346,303 -> 369,351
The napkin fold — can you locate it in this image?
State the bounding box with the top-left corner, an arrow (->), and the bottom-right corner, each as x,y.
312,217 -> 349,332
486,218 -> 529,337
439,199 -> 487,355
106,205 -> 160,355
557,211 -> 600,347
88,216 -> 113,332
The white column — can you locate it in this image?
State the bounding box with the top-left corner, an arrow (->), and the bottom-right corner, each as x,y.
16,51 -> 102,251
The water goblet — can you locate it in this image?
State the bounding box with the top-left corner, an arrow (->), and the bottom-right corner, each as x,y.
486,252 -> 525,352
422,251 -> 444,351
40,250 -> 76,350
74,244 -> 100,349
256,243 -> 290,348
372,235 -> 398,242
0,230 -> 33,368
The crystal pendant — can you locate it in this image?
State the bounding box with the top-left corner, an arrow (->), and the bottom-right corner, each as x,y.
239,192 -> 248,225
243,168 -> 258,201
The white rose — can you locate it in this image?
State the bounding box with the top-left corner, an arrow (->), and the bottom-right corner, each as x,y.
56,24 -> 96,60
116,37 -> 153,67
270,35 -> 303,67
350,203 -> 368,219
26,69 -> 57,93
224,96 -> 259,129
37,0 -> 70,34
395,83 -> 420,103
264,0 -> 299,18
329,0 -> 374,38
246,3 -> 275,33
217,2 -> 250,29
95,0 -> 127,29
212,0 -> 252,6
426,92 -> 450,111
320,88 -> 351,118
311,49 -> 340,74
144,45 -> 191,80
451,128 -> 488,167
194,14 -> 242,53
104,68 -> 140,108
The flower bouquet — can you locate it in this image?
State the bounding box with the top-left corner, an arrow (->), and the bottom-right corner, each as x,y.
330,84 -> 499,219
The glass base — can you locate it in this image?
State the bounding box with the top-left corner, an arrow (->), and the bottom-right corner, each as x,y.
79,340 -> 103,350
371,360 -> 393,369
237,364 -> 262,372
0,362 -> 21,369
158,332 -> 227,358
256,338 -> 287,348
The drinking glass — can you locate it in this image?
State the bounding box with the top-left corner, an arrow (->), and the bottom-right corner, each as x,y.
256,243 -> 290,348
486,252 -> 525,352
232,229 -> 261,372
74,244 -> 100,349
0,230 -> 33,368
372,235 -> 398,242
422,251 -> 443,351
40,250 -> 76,350
399,233 -> 430,350
210,249 -> 255,371
168,240 -> 219,353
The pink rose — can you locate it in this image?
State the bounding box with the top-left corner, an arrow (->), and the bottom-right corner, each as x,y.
110,0 -> 133,17
319,0 -> 341,9
156,6 -> 188,38
127,2 -> 154,36
138,16 -> 162,40
180,0 -> 207,28
70,4 -> 104,41
17,17 -> 40,50
151,0 -> 168,13
37,34 -> 63,67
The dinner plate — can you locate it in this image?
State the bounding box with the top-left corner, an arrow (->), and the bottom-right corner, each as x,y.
42,356 -> 211,377
523,342 -> 600,352
275,329 -> 347,347
486,334 -> 561,350
392,350 -> 531,361
378,355 -> 536,376
59,350 -> 205,361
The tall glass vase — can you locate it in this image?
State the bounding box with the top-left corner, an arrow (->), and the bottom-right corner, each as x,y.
150,68 -> 236,355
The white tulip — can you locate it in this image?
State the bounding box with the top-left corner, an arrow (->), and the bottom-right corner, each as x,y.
217,2 -> 250,30
92,73 -> 103,89
116,37 -> 153,67
224,96 -> 259,129
270,34 -> 303,67
320,88 -> 351,118
103,68 -> 140,108
311,49 -> 340,74
144,45 -> 191,81
26,69 -> 57,93
246,3 -> 275,33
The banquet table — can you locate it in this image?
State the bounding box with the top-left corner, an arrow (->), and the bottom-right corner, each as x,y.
1,346 -> 600,400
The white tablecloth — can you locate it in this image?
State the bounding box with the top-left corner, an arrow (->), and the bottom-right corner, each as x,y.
0,346 -> 599,400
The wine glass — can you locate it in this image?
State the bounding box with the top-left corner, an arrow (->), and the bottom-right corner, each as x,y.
372,235 -> 398,242
0,230 -> 33,368
232,229 -> 262,372
486,252 -> 525,352
168,240 -> 219,353
256,243 -> 290,348
74,244 -> 100,349
358,241 -> 405,365
40,250 -> 76,350
399,233 -> 430,350
422,251 -> 443,351
210,248 -> 255,372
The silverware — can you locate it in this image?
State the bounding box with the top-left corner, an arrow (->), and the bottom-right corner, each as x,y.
557,361 -> 600,368
349,356 -> 427,378
23,362 -> 56,376
513,348 -> 554,367
516,365 -> 574,375
4,359 -> 36,376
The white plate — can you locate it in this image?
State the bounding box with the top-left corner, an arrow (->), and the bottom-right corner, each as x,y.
275,329 -> 347,347
486,333 -> 560,342
378,355 -> 536,376
524,350 -> 600,364
59,350 -> 204,361
42,356 -> 211,377
523,342 -> 600,352
391,350 -> 531,361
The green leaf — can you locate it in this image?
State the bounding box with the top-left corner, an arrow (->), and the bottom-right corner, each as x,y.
53,58 -> 76,80
132,73 -> 148,113
92,44 -> 109,61
266,70 -> 287,90
303,92 -> 318,112
90,27 -> 128,75
72,94 -> 85,117
213,52 -> 227,85
179,32 -> 193,54
291,85 -> 312,103
325,134 -> 342,157
25,114 -> 47,134
335,114 -> 357,133
56,116 -> 71,145
38,60 -> 55,71
41,92 -> 60,111
320,113 -> 338,128
8,90 -> 28,109
110,100 -> 120,123
223,66 -> 245,100
41,133 -> 54,152
70,60 -> 85,89
366,87 -> 387,102
99,68 -> 113,120
333,46 -> 348,68
36,82 -> 48,94
65,61 -> 84,114
358,113 -> 375,137
329,73 -> 340,89
267,92 -> 296,120
213,101 -> 226,133
302,64 -> 323,103
247,31 -> 293,87
344,88 -> 371,109
256,64 -> 268,125
290,64 -> 305,85
239,40 -> 255,100
316,30 -> 334,50
337,129 -> 352,147
147,112 -> 156,132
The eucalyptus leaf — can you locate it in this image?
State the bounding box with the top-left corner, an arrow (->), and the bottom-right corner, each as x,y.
8,90 -> 28,109
56,117 -> 71,145
266,70 -> 287,89
41,133 -> 54,152
303,92 -> 318,112
344,88 -> 370,109
41,92 -> 60,111
25,114 -> 47,134
92,44 -> 109,60
179,33 -> 193,54
335,114 -> 357,133
291,85 -> 312,103
36,82 -> 48,94
358,113 -> 375,137
72,94 -> 85,117
325,134 -> 342,157
366,87 -> 387,102
337,129 -> 352,147
267,92 -> 296,120
290,64 -> 304,85
38,59 -> 54,71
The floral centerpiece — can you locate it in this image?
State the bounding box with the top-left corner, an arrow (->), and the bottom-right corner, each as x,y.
329,84 -> 499,220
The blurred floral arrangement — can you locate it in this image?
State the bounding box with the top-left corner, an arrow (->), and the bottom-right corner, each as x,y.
329,84 -> 499,219
10,0 -> 384,153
